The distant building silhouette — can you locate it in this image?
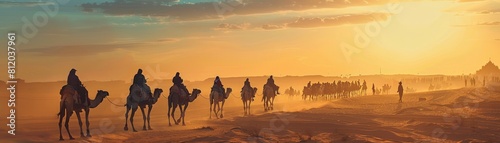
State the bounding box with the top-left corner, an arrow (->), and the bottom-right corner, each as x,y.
476,60 -> 500,77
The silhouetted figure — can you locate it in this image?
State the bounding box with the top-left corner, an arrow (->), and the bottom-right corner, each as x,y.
465,79 -> 468,87
130,69 -> 151,97
67,68 -> 88,105
483,77 -> 486,87
471,78 -> 475,87
212,76 -> 225,96
241,78 -> 254,98
266,75 -> 280,94
397,81 -> 404,103
362,80 -> 367,96
372,83 -> 375,95
173,72 -> 190,95
67,69 -> 82,87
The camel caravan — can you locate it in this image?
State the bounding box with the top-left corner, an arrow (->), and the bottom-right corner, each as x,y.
301,80 -> 399,100
302,80 -> 367,100
57,68 -> 281,140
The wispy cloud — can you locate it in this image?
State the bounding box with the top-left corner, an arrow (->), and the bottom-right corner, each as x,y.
23,43 -> 141,57
156,38 -> 180,42
477,21 -> 500,25
457,0 -> 486,2
81,0 -> 392,21
454,21 -> 500,26
214,13 -> 388,31
214,23 -> 251,30
24,38 -> 180,57
286,13 -> 388,28
446,0 -> 500,14
261,24 -> 285,30
0,1 -> 55,7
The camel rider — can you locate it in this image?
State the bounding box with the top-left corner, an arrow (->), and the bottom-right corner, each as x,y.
172,72 -> 190,95
213,76 -> 225,95
130,69 -> 151,97
67,69 -> 88,105
266,75 -> 280,94
242,78 -> 254,98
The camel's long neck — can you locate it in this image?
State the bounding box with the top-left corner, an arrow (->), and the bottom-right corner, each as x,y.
152,92 -> 161,104
89,95 -> 105,108
188,92 -> 199,102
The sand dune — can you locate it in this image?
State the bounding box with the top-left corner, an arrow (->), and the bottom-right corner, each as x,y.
1,85 -> 499,142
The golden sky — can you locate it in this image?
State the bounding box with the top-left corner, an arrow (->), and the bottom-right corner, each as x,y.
1,0 -> 499,82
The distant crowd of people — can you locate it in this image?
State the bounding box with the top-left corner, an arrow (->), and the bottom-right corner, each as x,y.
302,80 -> 368,100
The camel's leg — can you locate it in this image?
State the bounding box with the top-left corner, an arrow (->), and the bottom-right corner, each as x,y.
58,105 -> 65,140
168,101 -> 172,126
65,110 -> 75,140
139,106 -> 147,131
213,102 -> 219,119
245,99 -> 249,115
147,104 -> 153,130
265,96 -> 269,111
130,107 -> 138,132
75,111 -> 84,137
209,93 -> 213,119
181,104 -> 189,126
271,96 -> 275,110
209,102 -> 213,119
242,100 -> 246,115
124,105 -> 130,131
248,100 -> 251,115
85,108 -> 91,137
263,97 -> 268,111
176,105 -> 182,124
220,100 -> 225,118
217,102 -> 222,119
171,104 -> 179,125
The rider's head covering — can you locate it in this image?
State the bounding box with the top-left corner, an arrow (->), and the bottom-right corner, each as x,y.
137,69 -> 143,74
176,72 -> 180,76
246,78 -> 249,81
399,81 -> 402,84
70,68 -> 77,74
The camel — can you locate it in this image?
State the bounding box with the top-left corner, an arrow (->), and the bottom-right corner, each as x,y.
382,84 -> 392,95
210,87 -> 233,119
241,87 -> 257,115
124,85 -> 163,132
262,84 -> 279,111
168,87 -> 202,126
362,83 -> 368,96
58,85 -> 109,140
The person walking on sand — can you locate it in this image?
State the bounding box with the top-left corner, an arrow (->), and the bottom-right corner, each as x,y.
397,81 -> 404,103
372,83 -> 375,95
465,78 -> 467,87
